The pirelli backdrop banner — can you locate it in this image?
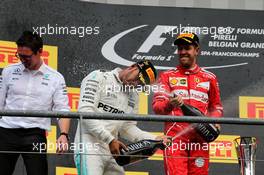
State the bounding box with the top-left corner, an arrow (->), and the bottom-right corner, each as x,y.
0,0 -> 264,174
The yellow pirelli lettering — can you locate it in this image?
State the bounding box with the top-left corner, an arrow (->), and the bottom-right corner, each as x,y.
0,40 -> 58,70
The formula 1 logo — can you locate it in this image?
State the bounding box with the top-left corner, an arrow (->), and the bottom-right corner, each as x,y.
101,25 -> 249,70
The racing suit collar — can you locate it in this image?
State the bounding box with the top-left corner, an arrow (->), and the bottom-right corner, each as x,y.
112,68 -> 123,85
177,64 -> 201,75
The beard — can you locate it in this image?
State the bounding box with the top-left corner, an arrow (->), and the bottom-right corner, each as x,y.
182,63 -> 192,69
179,56 -> 194,69
21,60 -> 31,69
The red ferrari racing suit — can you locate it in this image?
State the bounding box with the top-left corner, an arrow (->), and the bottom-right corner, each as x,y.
152,64 -> 223,175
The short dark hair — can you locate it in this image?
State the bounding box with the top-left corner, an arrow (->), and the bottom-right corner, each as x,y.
16,31 -> 43,54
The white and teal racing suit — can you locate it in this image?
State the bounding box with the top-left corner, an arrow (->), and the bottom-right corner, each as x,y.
74,68 -> 156,175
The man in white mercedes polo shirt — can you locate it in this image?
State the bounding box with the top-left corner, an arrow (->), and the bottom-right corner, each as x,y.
0,31 -> 71,175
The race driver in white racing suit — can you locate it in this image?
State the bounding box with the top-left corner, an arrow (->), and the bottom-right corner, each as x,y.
74,61 -> 169,175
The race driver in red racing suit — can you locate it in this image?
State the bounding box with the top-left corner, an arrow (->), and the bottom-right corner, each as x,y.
152,33 -> 223,175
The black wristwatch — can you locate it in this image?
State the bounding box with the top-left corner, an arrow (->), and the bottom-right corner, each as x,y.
60,132 -> 70,141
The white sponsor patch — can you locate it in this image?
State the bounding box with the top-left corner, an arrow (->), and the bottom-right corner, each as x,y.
195,157 -> 205,167
190,89 -> 208,103
197,81 -> 210,90
172,89 -> 189,99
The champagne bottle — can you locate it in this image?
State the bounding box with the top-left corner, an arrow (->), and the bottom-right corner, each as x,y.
180,104 -> 220,142
180,104 -> 204,116
168,93 -> 204,116
115,139 -> 166,166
